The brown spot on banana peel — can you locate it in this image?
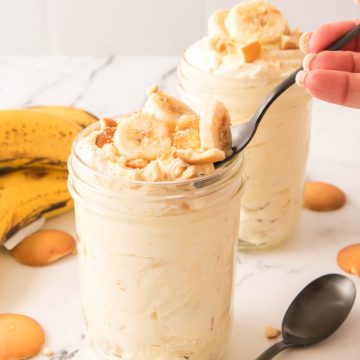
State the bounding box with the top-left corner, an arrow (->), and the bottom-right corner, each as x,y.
83,110 -> 99,124
25,105 -> 100,129
2,199 -> 72,244
4,214 -> 40,243
28,106 -> 99,129
25,169 -> 60,180
24,169 -> 49,179
0,158 -> 66,174
0,167 -> 14,175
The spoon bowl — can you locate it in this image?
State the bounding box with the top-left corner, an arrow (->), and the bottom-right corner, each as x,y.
215,23 -> 360,169
282,274 -> 356,346
255,274 -> 356,360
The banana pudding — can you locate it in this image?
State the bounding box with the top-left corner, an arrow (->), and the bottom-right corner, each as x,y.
184,0 -> 303,84
76,87 -> 232,182
178,0 -> 312,249
68,89 -> 245,360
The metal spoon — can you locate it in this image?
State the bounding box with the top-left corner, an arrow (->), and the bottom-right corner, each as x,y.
255,274 -> 356,360
215,23 -> 360,168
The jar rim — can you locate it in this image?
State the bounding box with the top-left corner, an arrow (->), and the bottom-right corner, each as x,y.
69,122 -> 245,191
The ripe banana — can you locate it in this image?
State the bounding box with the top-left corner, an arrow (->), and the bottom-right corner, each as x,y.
0,109 -> 94,172
29,105 -> 98,129
200,99 -> 232,155
114,112 -> 171,161
0,168 -> 73,245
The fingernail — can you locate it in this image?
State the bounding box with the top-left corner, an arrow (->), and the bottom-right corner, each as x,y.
295,70 -> 308,87
299,32 -> 312,53
303,53 -> 315,71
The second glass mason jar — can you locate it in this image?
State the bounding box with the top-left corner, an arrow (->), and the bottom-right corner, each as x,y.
178,56 -> 312,250
68,127 -> 245,360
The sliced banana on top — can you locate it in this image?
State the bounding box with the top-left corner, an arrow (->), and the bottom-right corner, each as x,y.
200,99 -> 232,156
114,112 -> 171,161
143,90 -> 194,131
173,114 -> 201,150
225,0 -> 287,45
208,8 -> 230,39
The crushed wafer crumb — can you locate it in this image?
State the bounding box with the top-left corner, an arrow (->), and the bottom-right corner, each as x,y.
264,325 -> 281,339
42,347 -> 54,356
147,83 -> 159,95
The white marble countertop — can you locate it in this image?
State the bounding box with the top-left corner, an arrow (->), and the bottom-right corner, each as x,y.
0,55 -> 359,360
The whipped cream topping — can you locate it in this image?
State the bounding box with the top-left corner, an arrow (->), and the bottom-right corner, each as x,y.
77,87 -> 232,182
184,0 -> 304,85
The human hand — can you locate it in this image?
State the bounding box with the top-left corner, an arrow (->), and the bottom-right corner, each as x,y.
295,20 -> 360,108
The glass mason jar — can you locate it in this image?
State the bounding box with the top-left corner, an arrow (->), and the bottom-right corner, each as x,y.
178,55 -> 312,250
68,127 -> 245,360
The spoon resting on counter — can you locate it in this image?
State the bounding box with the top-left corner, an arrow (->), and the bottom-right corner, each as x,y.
255,274 -> 356,360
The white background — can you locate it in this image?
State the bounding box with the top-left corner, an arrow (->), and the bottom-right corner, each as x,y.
1,0 -> 359,55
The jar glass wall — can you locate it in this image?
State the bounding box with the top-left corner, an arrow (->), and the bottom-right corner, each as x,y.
68,127 -> 245,360
178,56 -> 312,250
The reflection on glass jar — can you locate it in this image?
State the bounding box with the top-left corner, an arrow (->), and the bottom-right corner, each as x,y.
178,55 -> 312,250
68,129 -> 245,360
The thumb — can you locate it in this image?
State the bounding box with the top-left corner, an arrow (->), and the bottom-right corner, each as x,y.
296,69 -> 360,108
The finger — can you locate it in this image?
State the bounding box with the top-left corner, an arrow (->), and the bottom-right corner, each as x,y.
303,51 -> 360,73
300,20 -> 360,53
296,69 -> 360,108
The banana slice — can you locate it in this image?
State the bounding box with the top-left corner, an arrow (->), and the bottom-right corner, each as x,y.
114,112 -> 171,161
225,0 -> 287,44
200,99 -> 232,155
173,114 -> 201,150
208,9 -> 230,39
143,90 -> 194,131
175,148 -> 225,165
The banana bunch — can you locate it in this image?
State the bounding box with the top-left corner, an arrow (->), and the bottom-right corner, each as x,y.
0,106 -> 98,246
0,169 -> 73,245
0,106 -> 97,172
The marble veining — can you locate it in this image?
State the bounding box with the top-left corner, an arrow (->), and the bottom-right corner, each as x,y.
0,56 -> 359,360
21,58 -> 97,107
51,349 -> 79,360
70,55 -> 115,106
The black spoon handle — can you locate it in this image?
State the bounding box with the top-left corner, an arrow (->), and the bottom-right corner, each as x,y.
255,341 -> 290,360
253,23 -> 360,129
327,23 -> 360,51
